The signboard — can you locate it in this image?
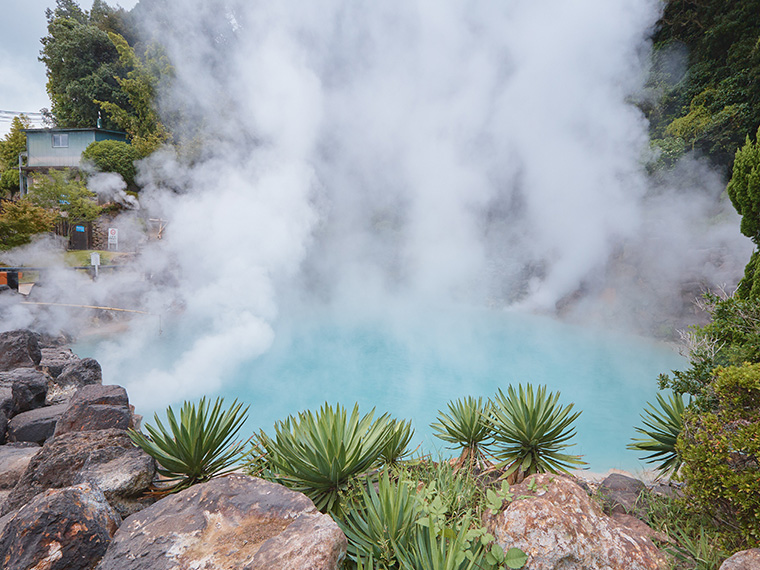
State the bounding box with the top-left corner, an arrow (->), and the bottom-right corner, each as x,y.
107,228 -> 118,251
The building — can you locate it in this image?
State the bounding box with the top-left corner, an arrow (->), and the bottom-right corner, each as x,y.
19,127 -> 127,195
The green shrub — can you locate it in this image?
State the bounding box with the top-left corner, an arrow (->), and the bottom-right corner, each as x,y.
431,396 -> 493,471
82,139 -> 140,190
628,392 -> 686,477
677,364 -> 760,550
490,384 -> 585,478
128,397 -> 249,492
250,402 -> 393,515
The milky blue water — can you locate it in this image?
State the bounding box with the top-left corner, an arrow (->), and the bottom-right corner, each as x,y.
77,306 -> 685,473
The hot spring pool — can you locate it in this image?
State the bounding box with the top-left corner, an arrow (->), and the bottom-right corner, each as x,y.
76,306 -> 685,473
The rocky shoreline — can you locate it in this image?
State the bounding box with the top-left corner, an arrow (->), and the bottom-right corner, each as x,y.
0,328 -> 757,569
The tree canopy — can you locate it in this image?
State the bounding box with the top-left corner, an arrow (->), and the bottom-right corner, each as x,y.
81,139 -> 140,189
0,116 -> 31,198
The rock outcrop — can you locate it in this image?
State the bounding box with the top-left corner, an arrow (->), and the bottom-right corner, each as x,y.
484,474 -> 668,570
96,474 -> 347,570
2,428 -> 155,518
0,482 -> 120,570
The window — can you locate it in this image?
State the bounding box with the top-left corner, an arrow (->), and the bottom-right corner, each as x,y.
52,134 -> 69,148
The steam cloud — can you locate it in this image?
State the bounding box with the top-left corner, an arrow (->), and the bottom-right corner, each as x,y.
1,0 -> 752,410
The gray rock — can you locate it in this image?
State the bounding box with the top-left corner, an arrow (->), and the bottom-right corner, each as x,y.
96,474 -> 347,570
2,428 -> 155,518
54,385 -> 132,436
484,474 -> 668,570
0,443 -> 41,490
56,357 -> 102,388
48,358 -> 103,405
598,473 -> 647,517
0,330 -> 41,371
7,404 -> 67,444
39,347 -> 79,378
0,409 -> 7,445
720,549 -> 760,570
0,482 -> 120,570
10,369 -> 49,414
0,385 -> 12,415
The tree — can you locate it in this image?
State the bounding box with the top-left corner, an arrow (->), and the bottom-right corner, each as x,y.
726,128 -> 760,297
27,169 -> 101,233
0,116 -> 31,198
81,139 -> 140,189
0,199 -> 56,250
39,0 -> 132,129
98,32 -> 171,156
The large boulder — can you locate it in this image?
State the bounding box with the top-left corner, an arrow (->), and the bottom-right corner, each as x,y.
48,358 -> 103,405
720,549 -> 760,570
54,385 -> 132,436
0,482 -> 120,570
598,473 -> 647,517
2,428 -> 155,518
6,368 -> 49,414
96,474 -> 346,570
484,474 -> 668,570
0,330 -> 41,371
6,403 -> 67,444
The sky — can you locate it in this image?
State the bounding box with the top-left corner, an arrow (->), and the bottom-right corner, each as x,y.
0,0 -> 139,136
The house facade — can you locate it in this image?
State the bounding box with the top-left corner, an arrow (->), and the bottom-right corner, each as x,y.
20,127 -> 127,194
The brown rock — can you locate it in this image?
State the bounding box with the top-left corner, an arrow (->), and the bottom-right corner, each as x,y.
2,428 -> 155,517
720,549 -> 760,570
54,385 -> 132,436
96,474 -> 346,570
0,482 -> 120,570
483,474 -> 668,570
7,368 -> 50,414
0,330 -> 41,371
598,472 -> 647,517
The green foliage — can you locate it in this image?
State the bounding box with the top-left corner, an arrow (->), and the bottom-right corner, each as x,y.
431,396 -> 493,471
40,10 -> 129,129
490,384 -> 585,477
0,116 -> 31,198
27,169 -> 101,226
81,139 -> 140,189
0,199 -> 56,250
379,418 -> 415,467
337,470 -> 420,568
678,364 -> 760,550
628,392 -> 686,477
727,127 -> 760,244
128,397 -> 248,493
98,32 -> 172,157
250,403 -> 393,515
649,0 -> 760,171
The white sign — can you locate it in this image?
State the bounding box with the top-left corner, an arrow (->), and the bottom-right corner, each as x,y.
90,252 -> 100,266
107,228 -> 118,250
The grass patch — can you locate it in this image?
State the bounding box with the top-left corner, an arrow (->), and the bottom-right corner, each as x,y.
63,250 -> 130,266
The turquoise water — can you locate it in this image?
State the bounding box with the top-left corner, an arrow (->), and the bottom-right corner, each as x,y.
77,306 -> 686,473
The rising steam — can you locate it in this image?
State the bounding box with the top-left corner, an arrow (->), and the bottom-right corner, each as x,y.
1,0 -> 751,409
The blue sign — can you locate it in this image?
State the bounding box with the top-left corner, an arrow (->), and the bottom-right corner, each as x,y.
75,225 -> 85,232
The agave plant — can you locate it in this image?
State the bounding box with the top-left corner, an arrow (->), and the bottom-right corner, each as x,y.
431,396 -> 493,471
128,397 -> 249,492
253,402 -> 393,515
490,384 -> 585,478
380,418 -> 416,466
628,391 -> 686,477
336,470 -> 421,567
